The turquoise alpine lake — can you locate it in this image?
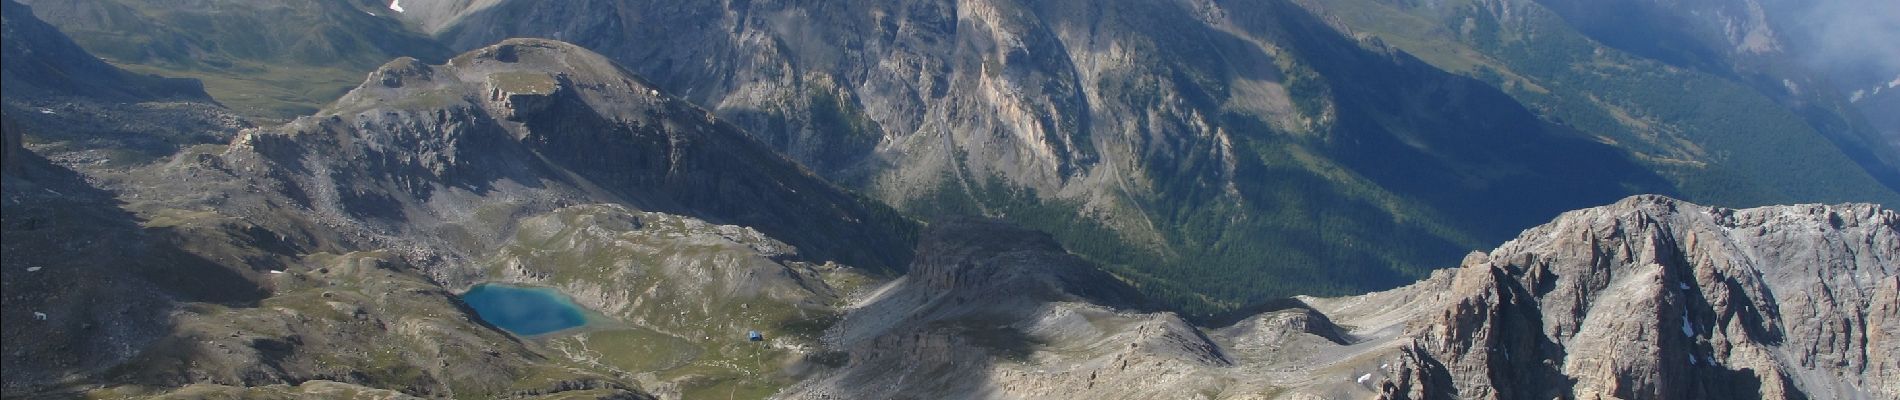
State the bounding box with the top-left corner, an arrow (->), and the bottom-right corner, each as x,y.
460,283 -> 590,336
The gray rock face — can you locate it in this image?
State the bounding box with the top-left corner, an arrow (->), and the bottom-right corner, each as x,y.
391,0 -> 1702,307
4,36 -> 904,398
784,195 -> 1897,399
226,38 -> 917,279
1386,195 -> 1897,399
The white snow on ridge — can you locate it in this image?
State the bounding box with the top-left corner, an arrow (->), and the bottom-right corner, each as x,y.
389,0 -> 405,13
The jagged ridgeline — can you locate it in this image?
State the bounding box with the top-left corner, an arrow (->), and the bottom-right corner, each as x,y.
4,29 -> 917,395
4,0 -> 1897,398
389,0 -> 1900,314
22,0 -> 1897,315
227,38 -> 918,278
781,195 -> 1899,399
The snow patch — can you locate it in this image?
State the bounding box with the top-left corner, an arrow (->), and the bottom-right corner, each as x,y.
1851,90 -> 1866,103
25,266 -> 41,272
1690,354 -> 1698,365
1679,282 -> 1691,290
388,0 -> 405,13
1357,373 -> 1372,384
1681,315 -> 1696,337
1889,75 -> 1899,89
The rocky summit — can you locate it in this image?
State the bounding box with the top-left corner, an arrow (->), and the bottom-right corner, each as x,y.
3,16 -> 910,397
369,0 -> 1900,311
780,195 -> 1896,400
3,0 -> 1896,399
224,38 -> 917,279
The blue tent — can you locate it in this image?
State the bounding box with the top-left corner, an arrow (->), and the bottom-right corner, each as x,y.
747,330 -> 764,341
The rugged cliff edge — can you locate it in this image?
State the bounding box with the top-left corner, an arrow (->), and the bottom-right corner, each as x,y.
4,36 -> 916,398
224,38 -> 917,279
375,0 -> 1899,313
4,7 -> 1892,396
1380,195 -> 1897,399
783,195 -> 1896,399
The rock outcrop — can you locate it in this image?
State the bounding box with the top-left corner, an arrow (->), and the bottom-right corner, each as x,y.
226,38 -> 917,280
1383,195 -> 1897,399
386,0 -> 1897,310
6,3 -> 1894,395
5,37 -> 910,399
783,195 -> 1897,399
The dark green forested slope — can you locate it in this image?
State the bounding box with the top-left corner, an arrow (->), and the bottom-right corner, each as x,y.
1301,0 -> 1898,207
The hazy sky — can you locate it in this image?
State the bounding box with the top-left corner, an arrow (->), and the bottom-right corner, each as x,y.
1775,0 -> 1900,85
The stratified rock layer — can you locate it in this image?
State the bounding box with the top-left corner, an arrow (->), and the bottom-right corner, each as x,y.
1385,195 -> 1896,399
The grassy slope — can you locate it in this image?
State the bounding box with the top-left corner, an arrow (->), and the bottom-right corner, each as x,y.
26,0 -> 451,121
478,206 -> 870,399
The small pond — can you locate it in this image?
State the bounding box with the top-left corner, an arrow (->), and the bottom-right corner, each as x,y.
461,283 -> 590,336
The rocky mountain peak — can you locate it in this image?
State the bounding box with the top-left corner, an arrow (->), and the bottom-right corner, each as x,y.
227,38 -> 916,280
790,195 -> 1894,399
330,38 -> 664,119
368,57 -> 437,89
1385,194 -> 1897,399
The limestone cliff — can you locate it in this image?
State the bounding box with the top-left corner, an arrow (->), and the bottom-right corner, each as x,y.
1383,195 -> 1896,399
782,195 -> 1897,399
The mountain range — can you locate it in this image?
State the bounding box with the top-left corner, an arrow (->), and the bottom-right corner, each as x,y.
2,0 -> 1895,398
16,0 -> 1899,312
